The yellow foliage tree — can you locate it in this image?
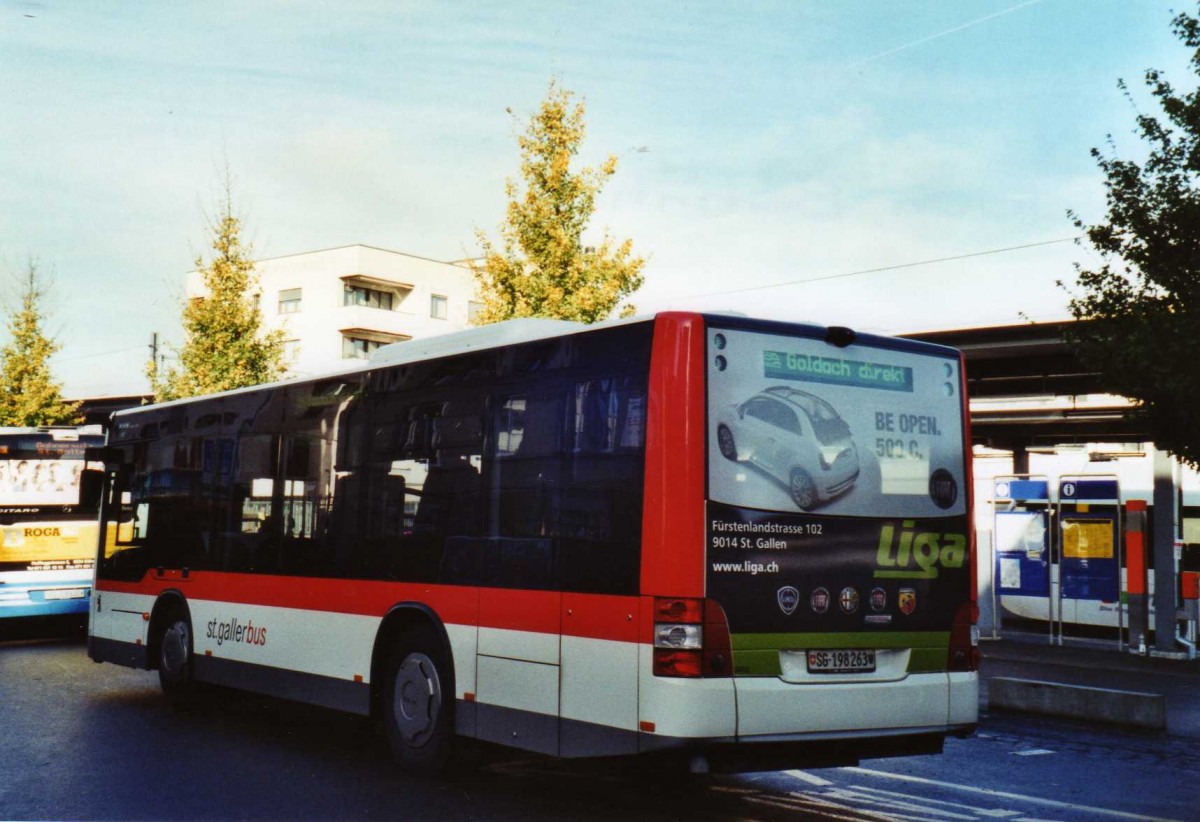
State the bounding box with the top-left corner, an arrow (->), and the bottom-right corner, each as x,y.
472,81 -> 645,324
149,176 -> 285,401
0,261 -> 80,426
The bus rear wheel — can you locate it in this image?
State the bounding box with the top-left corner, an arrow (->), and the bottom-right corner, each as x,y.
383,627 -> 454,772
157,611 -> 197,706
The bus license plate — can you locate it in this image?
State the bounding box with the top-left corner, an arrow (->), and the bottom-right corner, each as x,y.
806,649 -> 875,674
44,589 -> 87,600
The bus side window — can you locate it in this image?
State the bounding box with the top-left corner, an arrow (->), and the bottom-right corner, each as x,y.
488,391 -> 565,589
227,433 -> 276,574
422,401 -> 485,583
276,435 -> 325,574
124,498 -> 149,544
559,378 -> 646,595
353,395 -> 486,584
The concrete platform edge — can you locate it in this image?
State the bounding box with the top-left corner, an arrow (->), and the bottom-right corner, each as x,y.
987,676 -> 1167,730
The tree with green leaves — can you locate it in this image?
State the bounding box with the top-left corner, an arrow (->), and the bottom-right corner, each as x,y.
471,80 -> 645,325
150,178 -> 286,401
0,261 -> 80,426
1067,8 -> 1200,469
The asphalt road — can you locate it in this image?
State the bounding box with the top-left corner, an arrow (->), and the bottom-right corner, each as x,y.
2,635 -> 1196,821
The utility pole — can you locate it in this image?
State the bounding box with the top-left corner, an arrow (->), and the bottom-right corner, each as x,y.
149,332 -> 160,388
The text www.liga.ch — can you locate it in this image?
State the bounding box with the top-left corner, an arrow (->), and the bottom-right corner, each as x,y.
712,561 -> 780,575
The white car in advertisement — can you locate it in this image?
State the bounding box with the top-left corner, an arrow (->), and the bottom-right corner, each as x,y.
716,386 -> 860,510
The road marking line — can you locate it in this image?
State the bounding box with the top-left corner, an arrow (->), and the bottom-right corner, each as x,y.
823,787 -> 976,820
785,768 -> 834,786
848,783 -> 1022,818
845,767 -> 1183,822
743,793 -> 889,822
1011,749 -> 1054,757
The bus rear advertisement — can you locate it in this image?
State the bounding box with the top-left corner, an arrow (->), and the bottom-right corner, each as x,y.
86,312 -> 976,773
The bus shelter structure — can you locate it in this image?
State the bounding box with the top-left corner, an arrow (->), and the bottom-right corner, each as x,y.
906,320 -> 1190,657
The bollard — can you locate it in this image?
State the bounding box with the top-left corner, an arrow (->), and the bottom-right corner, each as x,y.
1125,501 -> 1149,655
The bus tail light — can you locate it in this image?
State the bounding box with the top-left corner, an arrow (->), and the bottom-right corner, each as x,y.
652,597 -> 733,678
948,601 -> 979,672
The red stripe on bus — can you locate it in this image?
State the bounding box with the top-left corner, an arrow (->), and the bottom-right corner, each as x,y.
100,577 -> 646,643
479,588 -> 560,634
99,575 -> 479,626
561,593 -> 640,643
641,312 -> 707,598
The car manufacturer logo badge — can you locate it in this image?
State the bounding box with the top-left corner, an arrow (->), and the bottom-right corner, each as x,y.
811,587 -> 830,614
899,588 -> 917,615
777,586 -> 800,616
839,587 -> 859,614
870,587 -> 887,612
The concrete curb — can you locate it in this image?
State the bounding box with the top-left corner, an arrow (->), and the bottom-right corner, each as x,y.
988,677 -> 1167,730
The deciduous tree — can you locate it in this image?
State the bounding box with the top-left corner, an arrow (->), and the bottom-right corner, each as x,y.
1067,8 -> 1200,469
472,81 -> 645,324
0,261 -> 80,426
150,177 -> 285,400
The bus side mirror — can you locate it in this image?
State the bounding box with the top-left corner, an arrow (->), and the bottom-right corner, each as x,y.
79,469 -> 104,510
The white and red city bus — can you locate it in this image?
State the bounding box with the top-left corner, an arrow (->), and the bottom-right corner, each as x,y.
87,312 -> 977,772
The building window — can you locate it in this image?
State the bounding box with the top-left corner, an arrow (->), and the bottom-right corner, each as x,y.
283,339 -> 301,361
342,336 -> 388,360
468,301 -> 484,323
431,294 -> 448,320
343,284 -> 394,311
278,288 -> 302,314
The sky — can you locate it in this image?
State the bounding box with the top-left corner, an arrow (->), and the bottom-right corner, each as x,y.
0,0 -> 1191,397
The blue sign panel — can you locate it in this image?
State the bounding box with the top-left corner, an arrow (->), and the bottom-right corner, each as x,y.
995,510 -> 1050,597
994,479 -> 1049,503
1059,514 -> 1119,602
1059,479 -> 1119,502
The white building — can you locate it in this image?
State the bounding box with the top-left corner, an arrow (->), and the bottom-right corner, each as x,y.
186,244 -> 481,379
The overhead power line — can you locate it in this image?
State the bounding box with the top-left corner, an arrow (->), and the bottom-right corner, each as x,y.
50,344 -> 146,364
685,236 -> 1080,300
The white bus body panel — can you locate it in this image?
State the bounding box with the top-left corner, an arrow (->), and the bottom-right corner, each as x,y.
560,635 -> 639,731
947,672 -> 978,726
91,591 -> 155,646
636,645 -> 975,741
637,645 -> 738,738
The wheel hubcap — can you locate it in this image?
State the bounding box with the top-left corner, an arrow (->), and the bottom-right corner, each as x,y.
393,652 -> 441,746
162,620 -> 189,679
718,428 -> 734,457
792,475 -> 814,508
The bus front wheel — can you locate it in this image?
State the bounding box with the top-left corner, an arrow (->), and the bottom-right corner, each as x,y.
157,612 -> 197,705
383,627 -> 454,771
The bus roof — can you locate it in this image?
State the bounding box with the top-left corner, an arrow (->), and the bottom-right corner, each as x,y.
111,312 -> 961,419
0,426 -> 104,439
112,316 -> 640,418
370,318 -> 585,366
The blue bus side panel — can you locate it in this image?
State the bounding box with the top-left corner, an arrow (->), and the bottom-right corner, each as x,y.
0,577 -> 92,617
